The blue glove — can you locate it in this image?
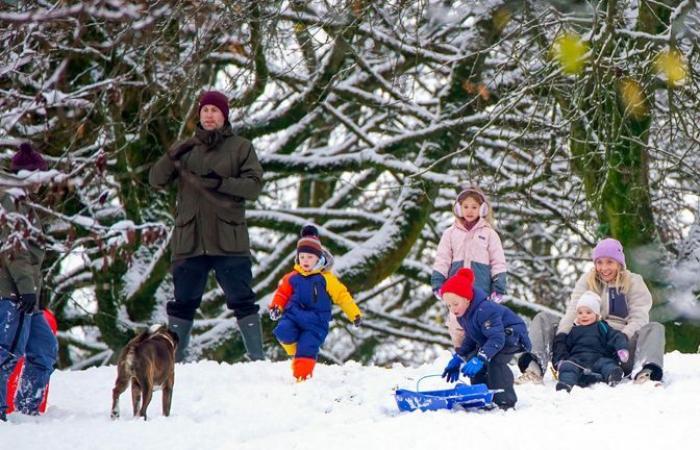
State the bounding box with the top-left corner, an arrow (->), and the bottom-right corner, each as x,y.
461,355 -> 486,378
441,354 -> 463,383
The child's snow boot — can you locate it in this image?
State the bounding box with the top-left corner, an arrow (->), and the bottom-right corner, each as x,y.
0,411 -> 6,422
292,357 -> 316,381
280,342 -> 297,356
555,381 -> 572,393
607,367 -> 624,386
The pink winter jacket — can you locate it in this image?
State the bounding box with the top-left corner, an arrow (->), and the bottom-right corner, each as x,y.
431,218 -> 507,295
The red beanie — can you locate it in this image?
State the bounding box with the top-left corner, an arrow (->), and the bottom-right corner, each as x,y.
198,90 -> 230,120
440,268 -> 475,300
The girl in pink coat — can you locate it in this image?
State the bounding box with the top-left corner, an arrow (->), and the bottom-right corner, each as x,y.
431,186 -> 507,348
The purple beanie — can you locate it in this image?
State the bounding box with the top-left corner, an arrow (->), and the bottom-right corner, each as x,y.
592,238 -> 626,268
11,143 -> 48,173
198,90 -> 229,120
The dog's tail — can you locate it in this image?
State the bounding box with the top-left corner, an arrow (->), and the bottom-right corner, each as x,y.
124,328 -> 153,370
125,346 -> 136,370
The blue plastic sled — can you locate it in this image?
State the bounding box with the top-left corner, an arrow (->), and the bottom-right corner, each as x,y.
395,375 -> 498,412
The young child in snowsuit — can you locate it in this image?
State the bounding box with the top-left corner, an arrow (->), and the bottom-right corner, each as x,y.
440,268 -> 530,409
431,186 -> 507,349
269,225 -> 362,381
552,291 -> 629,392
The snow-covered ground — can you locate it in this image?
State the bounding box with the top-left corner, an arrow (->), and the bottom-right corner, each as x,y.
3,351 -> 699,449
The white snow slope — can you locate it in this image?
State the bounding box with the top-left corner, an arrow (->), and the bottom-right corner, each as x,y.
2,351 -> 699,450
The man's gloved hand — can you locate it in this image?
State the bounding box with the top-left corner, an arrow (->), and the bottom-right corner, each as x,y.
269,306 -> 282,321
441,354 -> 463,383
199,171 -> 223,190
167,138 -> 198,161
353,315 -> 362,328
17,293 -> 37,313
461,355 -> 486,378
488,292 -> 504,303
616,349 -> 629,364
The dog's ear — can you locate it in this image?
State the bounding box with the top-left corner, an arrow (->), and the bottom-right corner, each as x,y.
167,329 -> 180,345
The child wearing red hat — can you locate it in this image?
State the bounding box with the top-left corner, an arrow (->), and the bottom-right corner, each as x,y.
269,225 -> 362,381
440,268 -> 530,409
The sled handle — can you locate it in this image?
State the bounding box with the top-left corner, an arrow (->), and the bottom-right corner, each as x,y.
416,374 -> 470,392
416,374 -> 443,392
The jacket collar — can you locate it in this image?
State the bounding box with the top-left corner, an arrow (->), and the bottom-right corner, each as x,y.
194,123 -> 234,150
293,263 -> 324,276
454,217 -> 489,233
465,287 -> 489,316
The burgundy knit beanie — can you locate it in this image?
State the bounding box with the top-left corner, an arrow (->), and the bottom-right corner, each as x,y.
11,143 -> 48,173
198,91 -> 230,120
297,225 -> 323,258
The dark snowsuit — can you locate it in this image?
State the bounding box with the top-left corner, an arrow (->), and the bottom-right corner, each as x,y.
456,288 -> 531,408
552,320 -> 628,389
0,190 -> 58,417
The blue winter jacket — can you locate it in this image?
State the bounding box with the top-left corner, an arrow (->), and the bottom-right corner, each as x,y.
456,287 -> 531,360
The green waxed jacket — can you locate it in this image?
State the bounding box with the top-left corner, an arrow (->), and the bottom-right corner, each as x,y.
0,189 -> 45,298
149,124 -> 263,260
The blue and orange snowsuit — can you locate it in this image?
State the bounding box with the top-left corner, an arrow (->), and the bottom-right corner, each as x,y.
270,257 -> 361,381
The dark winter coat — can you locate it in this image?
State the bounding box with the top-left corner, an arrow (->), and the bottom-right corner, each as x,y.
0,190 -> 44,303
149,124 -> 263,260
552,320 -> 628,368
456,287 -> 531,360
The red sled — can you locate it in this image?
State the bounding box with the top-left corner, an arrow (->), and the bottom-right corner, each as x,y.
6,309 -> 58,414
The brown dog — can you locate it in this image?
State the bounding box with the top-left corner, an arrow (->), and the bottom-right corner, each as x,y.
110,324 -> 178,420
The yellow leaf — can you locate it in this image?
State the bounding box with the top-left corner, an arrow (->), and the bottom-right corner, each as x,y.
654,49 -> 688,87
492,7 -> 512,32
619,79 -> 648,119
551,32 -> 589,75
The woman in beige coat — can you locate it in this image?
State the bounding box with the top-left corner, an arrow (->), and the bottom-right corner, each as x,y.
516,238 -> 665,385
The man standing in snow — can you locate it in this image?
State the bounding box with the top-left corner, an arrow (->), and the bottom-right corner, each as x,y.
0,143 -> 58,422
149,90 -> 265,362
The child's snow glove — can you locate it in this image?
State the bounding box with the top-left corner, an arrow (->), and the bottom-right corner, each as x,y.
488,292 -> 504,303
17,293 -> 37,313
461,354 -> 486,378
353,315 -> 362,328
269,306 -> 282,321
441,354 -> 463,383
616,349 -> 629,364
